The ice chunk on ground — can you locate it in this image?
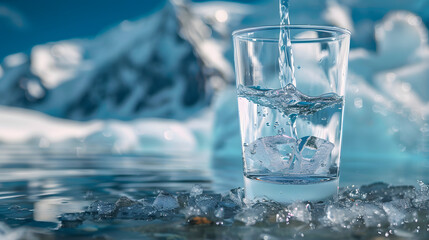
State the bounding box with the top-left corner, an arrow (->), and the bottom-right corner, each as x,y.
115,196 -> 137,208
116,204 -> 157,220
194,194 -> 221,213
218,188 -> 244,216
214,207 -> 224,219
234,203 -> 270,226
324,205 -> 359,228
351,203 -> 388,227
296,136 -> 334,174
181,206 -> 202,218
60,181 -> 429,239
87,201 -> 116,216
324,202 -> 389,228
413,180 -> 429,208
244,135 -> 296,172
383,202 -> 407,226
190,184 -> 203,197
288,202 -> 312,223
153,192 -> 179,211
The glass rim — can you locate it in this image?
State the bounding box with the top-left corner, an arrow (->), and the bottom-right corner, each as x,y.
232,25 -> 351,43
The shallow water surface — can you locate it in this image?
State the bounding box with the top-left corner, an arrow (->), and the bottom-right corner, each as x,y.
0,145 -> 428,239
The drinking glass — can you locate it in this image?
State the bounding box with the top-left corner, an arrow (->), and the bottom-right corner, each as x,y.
233,25 -> 350,202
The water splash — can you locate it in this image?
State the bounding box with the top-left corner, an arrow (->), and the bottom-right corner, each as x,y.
237,84 -> 343,117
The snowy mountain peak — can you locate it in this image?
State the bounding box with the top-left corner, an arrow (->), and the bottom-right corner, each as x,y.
0,1 -> 231,120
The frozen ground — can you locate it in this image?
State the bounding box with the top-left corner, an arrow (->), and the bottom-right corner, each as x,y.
4,181 -> 429,239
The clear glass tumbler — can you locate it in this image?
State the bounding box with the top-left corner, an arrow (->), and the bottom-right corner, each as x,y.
233,25 -> 350,203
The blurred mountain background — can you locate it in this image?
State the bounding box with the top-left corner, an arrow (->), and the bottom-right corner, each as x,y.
0,0 -> 428,175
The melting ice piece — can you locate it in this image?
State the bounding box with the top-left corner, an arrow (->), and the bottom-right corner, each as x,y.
87,201 -> 116,216
288,202 -> 312,223
237,84 -> 343,116
153,192 -> 179,211
245,135 -> 334,174
190,184 -> 203,198
234,203 -> 269,226
296,136 -> 334,174
244,135 -> 296,172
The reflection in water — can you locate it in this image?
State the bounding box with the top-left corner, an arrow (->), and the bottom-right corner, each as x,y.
34,198 -> 89,222
0,145 -> 215,235
0,145 -> 428,239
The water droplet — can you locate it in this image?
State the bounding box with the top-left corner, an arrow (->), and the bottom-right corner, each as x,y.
243,143 -> 249,147
266,123 -> 270,126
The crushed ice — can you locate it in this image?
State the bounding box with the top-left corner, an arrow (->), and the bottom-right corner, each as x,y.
58,181 -> 429,238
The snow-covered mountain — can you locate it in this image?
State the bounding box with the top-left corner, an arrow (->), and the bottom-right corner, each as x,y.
0,0 -> 232,120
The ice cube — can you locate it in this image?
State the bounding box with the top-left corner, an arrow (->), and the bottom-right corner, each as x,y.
288,202 -> 312,223
382,202 -> 406,226
195,194 -> 221,213
181,206 -> 202,218
190,184 -> 203,198
412,181 -> 429,208
234,203 -> 268,226
214,207 -> 225,219
153,192 -> 179,211
87,201 -> 116,216
115,196 -> 137,208
275,209 -> 292,223
351,203 -> 388,227
296,136 -> 334,174
324,205 -> 359,228
116,204 -> 156,220
227,188 -> 245,208
245,135 -> 296,172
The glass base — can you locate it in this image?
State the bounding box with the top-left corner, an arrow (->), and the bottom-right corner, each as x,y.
244,175 -> 339,203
